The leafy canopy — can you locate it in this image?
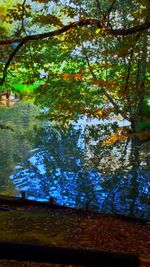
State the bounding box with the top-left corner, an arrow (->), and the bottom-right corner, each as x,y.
0,0 -> 149,131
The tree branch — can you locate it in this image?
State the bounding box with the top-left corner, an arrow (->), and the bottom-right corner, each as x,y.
20,0 -> 27,34
124,50 -> 133,92
95,0 -> 104,16
0,19 -> 149,46
0,18 -> 149,85
81,44 -> 130,121
104,0 -> 116,27
95,0 -> 116,20
107,0 -> 116,15
0,40 -> 25,85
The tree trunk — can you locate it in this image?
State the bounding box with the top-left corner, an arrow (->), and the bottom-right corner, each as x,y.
136,31 -> 148,118
130,30 -> 148,132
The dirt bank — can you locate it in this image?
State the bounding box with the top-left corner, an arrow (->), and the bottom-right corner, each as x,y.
0,196 -> 149,266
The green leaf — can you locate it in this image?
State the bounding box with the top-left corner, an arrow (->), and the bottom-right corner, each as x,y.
95,28 -> 101,34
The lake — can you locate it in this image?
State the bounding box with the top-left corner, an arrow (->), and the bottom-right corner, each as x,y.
0,100 -> 149,220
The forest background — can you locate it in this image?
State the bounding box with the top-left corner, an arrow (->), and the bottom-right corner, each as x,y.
0,0 -> 150,136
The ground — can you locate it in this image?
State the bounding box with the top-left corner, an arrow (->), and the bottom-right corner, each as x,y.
0,196 -> 149,267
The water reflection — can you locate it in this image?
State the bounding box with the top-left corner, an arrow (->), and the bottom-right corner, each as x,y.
0,101 -> 149,220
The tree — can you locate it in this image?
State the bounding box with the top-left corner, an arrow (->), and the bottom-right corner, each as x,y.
0,0 -> 150,132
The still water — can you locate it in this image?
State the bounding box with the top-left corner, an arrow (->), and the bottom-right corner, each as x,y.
0,100 -> 149,220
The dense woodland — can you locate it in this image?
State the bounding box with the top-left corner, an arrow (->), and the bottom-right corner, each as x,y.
0,0 -> 150,134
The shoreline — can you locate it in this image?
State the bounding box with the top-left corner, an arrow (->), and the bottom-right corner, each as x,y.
0,195 -> 149,266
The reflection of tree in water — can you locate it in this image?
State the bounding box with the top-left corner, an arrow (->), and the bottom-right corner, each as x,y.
0,101 -> 40,194
83,125 -> 150,220
11,125 -> 103,208
11,120 -> 150,220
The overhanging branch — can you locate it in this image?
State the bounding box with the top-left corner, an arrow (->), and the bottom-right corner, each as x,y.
0,18 -> 149,85
0,40 -> 25,85
0,19 -> 150,46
